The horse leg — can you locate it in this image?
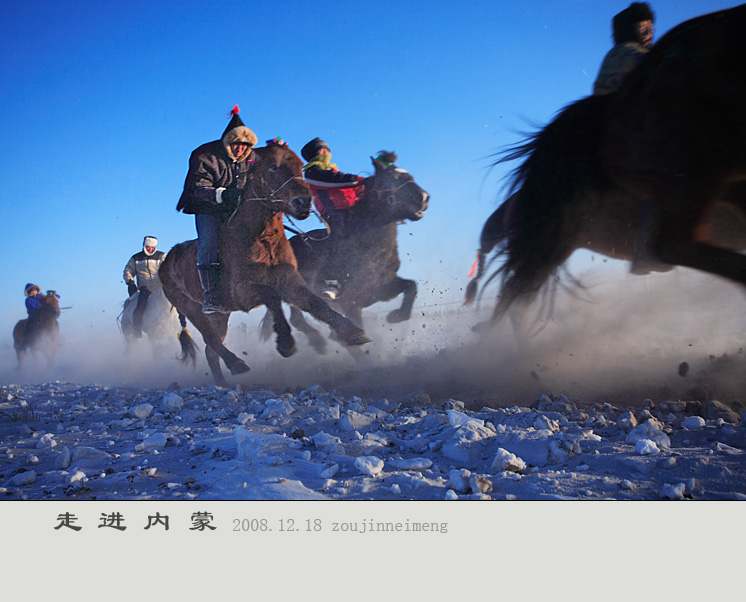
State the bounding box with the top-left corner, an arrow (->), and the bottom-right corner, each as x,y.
275,268 -> 370,346
382,277 -> 417,324
652,190 -> 746,286
256,285 -> 296,357
181,304 -> 250,380
289,305 -> 328,355
205,345 -> 227,386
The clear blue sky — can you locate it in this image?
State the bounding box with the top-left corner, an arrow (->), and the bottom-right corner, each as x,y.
1,0 -> 738,335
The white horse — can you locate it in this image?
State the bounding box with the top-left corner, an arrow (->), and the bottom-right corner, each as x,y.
118,287 -> 180,356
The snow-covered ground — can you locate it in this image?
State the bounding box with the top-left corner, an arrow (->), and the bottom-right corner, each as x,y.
2,268 -> 745,502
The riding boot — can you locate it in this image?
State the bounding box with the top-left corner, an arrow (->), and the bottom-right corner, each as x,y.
198,264 -> 223,314
132,287 -> 151,338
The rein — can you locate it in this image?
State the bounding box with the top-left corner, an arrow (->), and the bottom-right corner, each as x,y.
226,175 -> 305,229
287,210 -> 331,244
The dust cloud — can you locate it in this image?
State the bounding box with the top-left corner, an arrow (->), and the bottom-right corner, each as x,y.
2,265 -> 745,410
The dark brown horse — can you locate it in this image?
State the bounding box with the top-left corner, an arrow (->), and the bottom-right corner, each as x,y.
159,143 -> 370,385
13,291 -> 61,368
471,5 -> 746,328
280,152 -> 429,354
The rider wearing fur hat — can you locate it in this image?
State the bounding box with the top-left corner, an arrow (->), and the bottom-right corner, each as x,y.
177,105 -> 259,313
123,236 -> 167,338
593,2 -> 655,95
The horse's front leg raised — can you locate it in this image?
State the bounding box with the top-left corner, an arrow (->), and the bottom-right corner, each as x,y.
381,277 -> 417,324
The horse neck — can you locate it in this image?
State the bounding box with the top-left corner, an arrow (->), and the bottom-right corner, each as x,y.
345,211 -> 398,246
221,209 -> 286,258
353,177 -> 400,228
39,296 -> 59,321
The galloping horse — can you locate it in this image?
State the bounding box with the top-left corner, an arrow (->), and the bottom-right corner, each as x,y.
281,152 -> 429,353
472,5 -> 746,328
159,142 -> 370,385
118,287 -> 179,355
13,291 -> 61,368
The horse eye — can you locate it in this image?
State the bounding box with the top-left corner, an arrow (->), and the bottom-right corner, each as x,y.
269,164 -> 279,172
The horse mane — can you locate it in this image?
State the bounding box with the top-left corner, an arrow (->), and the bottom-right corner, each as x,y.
376,150 -> 398,165
488,93 -> 613,318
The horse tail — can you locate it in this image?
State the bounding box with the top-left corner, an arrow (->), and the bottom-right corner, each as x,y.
490,93 -> 612,322
176,311 -> 197,368
464,197 -> 514,306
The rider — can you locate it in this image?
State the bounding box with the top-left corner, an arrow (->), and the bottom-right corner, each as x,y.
23,283 -> 42,344
301,137 -> 364,300
177,105 -> 258,313
593,3 -> 667,275
593,2 -> 655,95
123,236 -> 167,338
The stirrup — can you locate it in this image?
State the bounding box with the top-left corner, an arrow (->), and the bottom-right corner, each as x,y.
202,301 -> 221,314
321,281 -> 340,301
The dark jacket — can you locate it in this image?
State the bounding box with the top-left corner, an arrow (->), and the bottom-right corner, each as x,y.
176,140 -> 253,216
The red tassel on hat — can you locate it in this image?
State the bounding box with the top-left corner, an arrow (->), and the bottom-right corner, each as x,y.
230,105 -> 240,117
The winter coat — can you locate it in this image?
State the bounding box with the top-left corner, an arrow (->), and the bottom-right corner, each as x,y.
123,250 -> 167,291
176,140 -> 254,216
593,41 -> 648,95
304,165 -> 363,214
25,296 -> 42,317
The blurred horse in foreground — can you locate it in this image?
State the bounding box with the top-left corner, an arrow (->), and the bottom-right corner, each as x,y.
467,5 -> 746,331
118,288 -> 180,356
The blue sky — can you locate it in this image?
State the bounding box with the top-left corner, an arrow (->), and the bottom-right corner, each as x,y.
1,0 -> 738,336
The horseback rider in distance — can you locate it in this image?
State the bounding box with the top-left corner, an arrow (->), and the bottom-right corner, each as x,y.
177,105 -> 258,313
22,283 -> 42,345
123,236 -> 167,338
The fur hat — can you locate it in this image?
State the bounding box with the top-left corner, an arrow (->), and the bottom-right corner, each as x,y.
222,105 -> 258,161
24,283 -> 40,296
301,138 -> 330,162
143,236 -> 158,255
613,2 -> 655,44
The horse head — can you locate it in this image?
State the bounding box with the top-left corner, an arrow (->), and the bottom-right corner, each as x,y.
40,291 -> 61,320
239,143 -> 312,221
365,151 -> 429,223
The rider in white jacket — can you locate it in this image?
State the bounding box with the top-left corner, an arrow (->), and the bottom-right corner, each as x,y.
123,236 -> 167,337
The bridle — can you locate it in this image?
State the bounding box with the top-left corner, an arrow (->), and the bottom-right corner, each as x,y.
369,172 -> 419,207
226,173 -> 308,229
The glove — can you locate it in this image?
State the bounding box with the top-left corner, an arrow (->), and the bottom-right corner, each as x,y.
220,188 -> 241,208
127,282 -> 137,297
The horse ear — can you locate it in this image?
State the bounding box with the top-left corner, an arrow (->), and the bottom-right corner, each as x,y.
371,156 -> 385,171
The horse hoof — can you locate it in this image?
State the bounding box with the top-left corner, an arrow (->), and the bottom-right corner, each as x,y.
339,328 -> 370,347
471,320 -> 490,334
229,361 -> 251,375
277,340 -> 297,358
386,309 -> 409,324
